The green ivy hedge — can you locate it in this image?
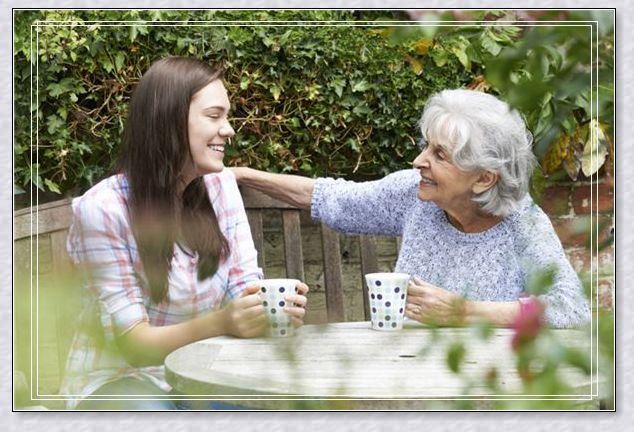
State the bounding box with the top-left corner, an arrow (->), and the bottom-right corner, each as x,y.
14,9 -> 613,200
14,9 -> 472,197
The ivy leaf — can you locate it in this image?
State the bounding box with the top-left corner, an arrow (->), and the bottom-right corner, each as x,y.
329,78 -> 345,98
351,80 -> 371,92
406,55 -> 423,75
44,178 -> 61,194
411,38 -> 433,55
431,47 -> 448,67
581,119 -> 608,177
270,84 -> 281,101
115,52 -> 125,71
240,76 -> 250,90
481,33 -> 502,56
46,114 -> 65,134
449,36 -> 471,69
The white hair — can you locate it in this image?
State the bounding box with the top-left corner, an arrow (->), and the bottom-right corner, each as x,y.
418,89 -> 536,217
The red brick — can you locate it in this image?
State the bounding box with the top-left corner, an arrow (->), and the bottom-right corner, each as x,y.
571,182 -> 614,214
597,278 -> 614,310
566,249 -> 589,274
541,185 -> 571,216
551,215 -> 614,248
566,246 -> 614,274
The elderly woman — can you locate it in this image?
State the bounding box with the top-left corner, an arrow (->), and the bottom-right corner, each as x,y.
232,89 -> 590,328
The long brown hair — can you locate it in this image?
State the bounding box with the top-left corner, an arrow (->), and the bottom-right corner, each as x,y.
118,57 -> 229,304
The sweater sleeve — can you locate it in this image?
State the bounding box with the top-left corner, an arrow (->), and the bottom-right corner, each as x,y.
513,201 -> 591,328
310,169 -> 420,236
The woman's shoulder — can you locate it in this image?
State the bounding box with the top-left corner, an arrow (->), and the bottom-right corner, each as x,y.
505,194 -> 559,248
72,174 -> 129,220
383,168 -> 421,188
202,168 -> 239,198
507,195 -> 551,227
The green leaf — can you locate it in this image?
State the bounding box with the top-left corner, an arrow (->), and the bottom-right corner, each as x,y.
115,52 -> 125,71
452,47 -> 470,69
525,267 -> 556,296
44,178 -> 61,194
240,76 -> 250,90
481,33 -> 502,56
352,80 -> 371,92
446,342 -> 466,374
270,84 -> 281,101
46,114 -> 65,134
330,78 -> 345,98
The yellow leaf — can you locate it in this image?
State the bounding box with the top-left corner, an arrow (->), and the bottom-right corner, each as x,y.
411,38 -> 433,55
581,119 -> 608,177
541,133 -> 569,174
406,55 -> 423,75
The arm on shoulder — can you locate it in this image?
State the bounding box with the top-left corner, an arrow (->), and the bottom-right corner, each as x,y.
230,167 -> 315,210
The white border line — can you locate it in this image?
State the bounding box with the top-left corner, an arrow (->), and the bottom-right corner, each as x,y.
26,16 -> 606,408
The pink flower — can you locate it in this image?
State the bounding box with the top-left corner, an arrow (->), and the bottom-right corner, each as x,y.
511,297 -> 545,351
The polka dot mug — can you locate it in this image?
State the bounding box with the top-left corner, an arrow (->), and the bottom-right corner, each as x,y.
258,279 -> 300,337
364,273 -> 410,331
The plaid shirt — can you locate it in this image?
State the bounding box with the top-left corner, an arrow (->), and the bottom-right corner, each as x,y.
60,169 -> 262,409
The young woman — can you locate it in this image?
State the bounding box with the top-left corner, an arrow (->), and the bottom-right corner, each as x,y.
60,57 -> 309,410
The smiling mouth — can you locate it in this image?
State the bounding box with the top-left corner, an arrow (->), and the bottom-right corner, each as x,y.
419,175 -> 436,185
207,144 -> 225,153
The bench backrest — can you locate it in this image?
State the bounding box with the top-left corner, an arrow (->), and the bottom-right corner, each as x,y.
14,188 -> 381,320
14,187 -> 383,395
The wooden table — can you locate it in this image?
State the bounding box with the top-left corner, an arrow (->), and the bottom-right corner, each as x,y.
164,321 -> 596,410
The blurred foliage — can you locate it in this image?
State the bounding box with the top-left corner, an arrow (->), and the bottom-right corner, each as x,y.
392,10 -> 614,185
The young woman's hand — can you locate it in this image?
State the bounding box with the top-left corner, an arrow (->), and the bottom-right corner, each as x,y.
284,282 -> 309,328
222,285 -> 267,338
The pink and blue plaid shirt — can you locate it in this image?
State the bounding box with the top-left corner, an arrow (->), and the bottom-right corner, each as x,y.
60,169 -> 262,409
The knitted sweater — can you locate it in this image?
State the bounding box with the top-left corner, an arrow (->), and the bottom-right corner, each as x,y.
311,169 -> 590,328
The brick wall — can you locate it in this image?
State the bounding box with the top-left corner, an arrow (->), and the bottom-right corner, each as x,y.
541,173 -> 615,310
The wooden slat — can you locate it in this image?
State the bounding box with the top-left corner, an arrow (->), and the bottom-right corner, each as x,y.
359,236 -> 378,320
282,210 -> 305,281
320,224 -> 344,322
49,230 -> 72,274
14,198 -> 74,240
246,210 -> 266,269
240,186 -> 297,209
396,236 -> 402,255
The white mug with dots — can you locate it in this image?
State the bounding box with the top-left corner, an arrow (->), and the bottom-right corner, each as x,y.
258,279 -> 300,337
364,273 -> 409,331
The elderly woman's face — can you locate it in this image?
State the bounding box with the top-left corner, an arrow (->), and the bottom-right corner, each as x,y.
412,140 -> 482,212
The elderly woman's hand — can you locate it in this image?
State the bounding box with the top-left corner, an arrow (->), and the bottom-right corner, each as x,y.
405,276 -> 467,326
284,282 -> 309,328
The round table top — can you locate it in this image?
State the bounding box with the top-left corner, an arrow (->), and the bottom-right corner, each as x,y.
164,321 -> 594,409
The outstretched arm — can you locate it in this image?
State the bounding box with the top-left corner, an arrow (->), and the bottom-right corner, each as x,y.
231,167 -> 315,210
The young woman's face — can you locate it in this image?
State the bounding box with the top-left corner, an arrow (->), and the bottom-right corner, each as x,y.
186,79 -> 235,178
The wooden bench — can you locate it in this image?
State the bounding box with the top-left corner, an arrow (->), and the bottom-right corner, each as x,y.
13,186 -> 386,403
